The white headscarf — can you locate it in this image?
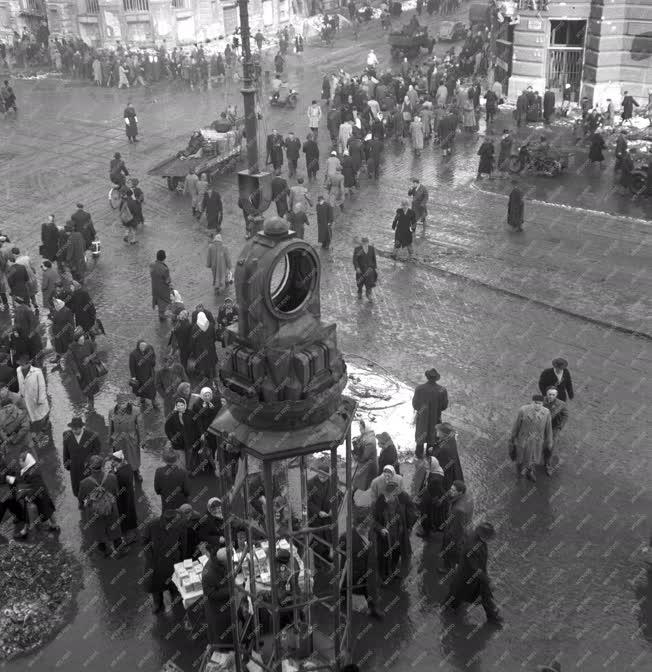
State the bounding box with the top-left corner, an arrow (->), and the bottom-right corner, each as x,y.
196,311 -> 209,332
20,452 -> 36,475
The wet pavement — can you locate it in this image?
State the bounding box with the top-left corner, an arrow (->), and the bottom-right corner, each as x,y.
1,8 -> 652,672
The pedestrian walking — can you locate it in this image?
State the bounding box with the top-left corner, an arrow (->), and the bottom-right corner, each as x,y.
201,185 -> 223,231
376,432 -> 400,474
40,260 -> 59,316
341,151 -> 356,195
70,327 -> 104,409
614,130 -> 628,172
352,419 -> 379,492
588,131 -> 606,168
155,354 -> 188,416
543,88 -> 555,124
17,357 -> 49,429
67,280 -> 99,338
109,449 -> 138,543
154,447 -> 190,511
445,521 -> 503,625
507,180 -> 524,231
271,169 -> 290,217
124,102 -> 138,143
50,298 -> 74,366
411,115 -> 424,156
191,311 -> 218,388
391,200 -> 416,260
433,422 -> 464,490
108,392 -> 144,482
183,169 -> 200,217
338,513 -> 382,620
62,416 -> 100,502
498,129 -> 512,172
284,131 -> 301,178
408,178 -> 428,231
412,368 -> 448,450
477,138 -> 495,179
266,130 -> 284,170
373,473 -> 417,584
353,237 -> 377,301
286,203 -> 310,240
40,215 -> 60,263
542,387 -> 568,476
538,357 -> 574,401
129,339 -> 157,410
316,195 -> 333,250
165,397 -> 201,472
302,133 -> 320,182
438,108 -> 458,156
143,508 -> 185,613
621,91 -> 639,121
307,100 -> 321,139
206,233 -> 231,292
289,177 -> 312,212
509,395 -> 553,482
440,480 -> 474,571
150,250 -> 172,321
412,446 -> 446,538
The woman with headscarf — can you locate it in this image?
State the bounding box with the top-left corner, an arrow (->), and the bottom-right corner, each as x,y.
377,432 -> 400,474
206,233 -> 231,293
372,469 -> 416,583
123,102 -> 138,143
164,397 -> 202,474
195,386 -> 221,473
12,449 -> 59,539
108,392 -> 144,482
109,449 -> 138,544
433,422 -> 464,492
70,326 -> 104,409
352,419 -> 379,492
155,354 -> 188,416
129,339 -> 157,410
190,311 -> 218,387
197,497 -> 225,549
412,444 -> 446,539
169,309 -> 193,373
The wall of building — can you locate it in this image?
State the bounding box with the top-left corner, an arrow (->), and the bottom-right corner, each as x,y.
508,0 -> 651,105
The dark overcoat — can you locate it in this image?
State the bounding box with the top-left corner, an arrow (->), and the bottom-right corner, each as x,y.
78,470 -> 122,544
129,344 -> 156,400
62,429 -> 101,497
142,510 -> 184,594
114,462 -> 137,533
507,187 -> 524,228
433,434 -> 464,491
448,532 -> 490,604
392,208 -> 416,247
538,367 -> 574,401
154,464 -> 190,511
202,558 -> 234,647
412,380 -> 448,445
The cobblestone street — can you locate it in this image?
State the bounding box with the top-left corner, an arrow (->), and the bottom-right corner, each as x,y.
1,10 -> 651,672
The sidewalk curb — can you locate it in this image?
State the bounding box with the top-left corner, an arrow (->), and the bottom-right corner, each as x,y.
470,180 -> 652,225
374,248 -> 652,342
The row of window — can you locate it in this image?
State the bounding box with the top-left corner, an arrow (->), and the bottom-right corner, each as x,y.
83,0 -> 190,14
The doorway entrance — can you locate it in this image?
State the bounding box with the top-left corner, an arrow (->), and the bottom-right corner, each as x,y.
546,19 -> 586,102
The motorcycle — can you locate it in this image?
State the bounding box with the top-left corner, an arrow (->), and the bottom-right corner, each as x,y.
269,89 -> 298,110
508,142 -> 568,177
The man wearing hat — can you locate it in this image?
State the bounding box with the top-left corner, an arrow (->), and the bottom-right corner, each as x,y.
154,446 -> 190,511
509,395 -> 553,482
202,544 -> 234,641
538,358 -> 574,402
446,521 -> 502,625
412,369 -> 448,451
62,416 -> 101,502
352,237 -> 377,301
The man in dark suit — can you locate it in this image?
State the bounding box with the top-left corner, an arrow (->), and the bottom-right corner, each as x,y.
538,357 -> 574,402
62,416 -> 101,502
352,237 -> 377,301
338,513 -> 382,620
412,368 -> 448,450
202,186 -> 223,231
70,203 -> 96,249
271,169 -> 289,217
154,447 -> 190,511
266,129 -> 284,170
284,131 -> 301,177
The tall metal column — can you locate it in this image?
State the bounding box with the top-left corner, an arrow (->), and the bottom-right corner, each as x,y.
238,0 -> 259,174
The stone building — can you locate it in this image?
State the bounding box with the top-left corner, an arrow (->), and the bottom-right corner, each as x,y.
2,0 -> 304,48
503,0 -> 651,105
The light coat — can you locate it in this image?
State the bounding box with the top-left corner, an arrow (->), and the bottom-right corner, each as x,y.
510,403 -> 553,468
206,239 -> 231,288
17,365 -> 49,423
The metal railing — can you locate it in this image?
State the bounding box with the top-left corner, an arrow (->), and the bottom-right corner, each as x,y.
172,0 -> 189,8
86,0 -> 100,14
123,0 -> 150,12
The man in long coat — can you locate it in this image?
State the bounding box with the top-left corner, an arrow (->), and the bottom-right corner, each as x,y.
509,395 -> 552,482
143,507 -> 185,613
302,133 -> 320,182
202,186 -> 223,231
266,130 -> 284,170
408,178 -> 428,229
150,249 -> 172,320
271,169 -> 289,217
316,195 -> 333,250
63,416 -> 101,500
543,387 -> 568,476
543,88 -> 555,124
507,180 -> 524,231
202,546 -> 235,644
352,237 -> 377,301
440,480 -> 474,571
412,368 -> 448,450
446,521 -> 502,624
434,422 -> 464,491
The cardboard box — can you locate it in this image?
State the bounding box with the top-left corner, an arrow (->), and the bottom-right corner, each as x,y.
183,559 -> 194,570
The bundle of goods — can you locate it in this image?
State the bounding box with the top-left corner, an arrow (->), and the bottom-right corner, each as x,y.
173,556 -> 208,597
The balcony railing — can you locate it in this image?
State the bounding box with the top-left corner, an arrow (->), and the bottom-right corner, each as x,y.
517,0 -> 550,10
172,0 -> 189,8
86,0 -> 100,14
123,0 -> 150,12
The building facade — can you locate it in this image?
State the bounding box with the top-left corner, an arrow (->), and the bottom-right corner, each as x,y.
506,0 -> 651,105
2,0 -> 303,48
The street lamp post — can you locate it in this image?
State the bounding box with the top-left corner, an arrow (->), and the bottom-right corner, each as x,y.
238,0 -> 259,174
